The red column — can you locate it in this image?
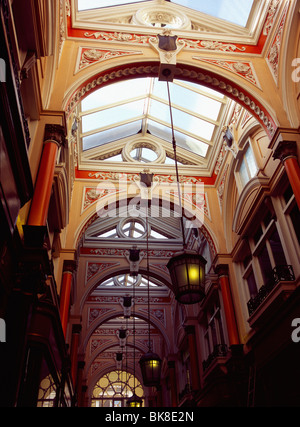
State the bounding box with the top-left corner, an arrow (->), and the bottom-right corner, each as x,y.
27,124 -> 65,226
76,361 -> 85,407
70,324 -> 82,387
185,326 -> 200,391
273,141 -> 300,210
156,386 -> 163,407
215,264 -> 239,346
168,361 -> 178,407
59,260 -> 77,337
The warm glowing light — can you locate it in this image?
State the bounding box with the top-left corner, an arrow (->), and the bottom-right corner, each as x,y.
128,401 -> 142,407
188,266 -> 199,282
149,360 -> 160,368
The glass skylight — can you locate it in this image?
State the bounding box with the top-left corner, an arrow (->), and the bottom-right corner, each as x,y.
78,0 -> 254,27
80,77 -> 224,157
78,0 -> 147,11
98,274 -> 163,288
172,0 -> 254,27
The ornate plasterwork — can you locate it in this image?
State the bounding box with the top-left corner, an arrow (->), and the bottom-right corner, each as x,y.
241,110 -> 253,128
165,190 -> 211,220
214,142 -> 227,176
75,46 -> 142,73
193,58 -> 261,89
88,308 -> 114,326
132,4 -> 191,30
84,31 -> 150,44
86,262 -> 120,281
266,1 -> 289,84
87,171 -> 202,184
263,0 -> 281,36
139,308 -> 166,326
87,248 -> 177,258
91,338 -> 110,354
83,30 -> 248,53
82,186 -> 124,213
217,163 -> 229,213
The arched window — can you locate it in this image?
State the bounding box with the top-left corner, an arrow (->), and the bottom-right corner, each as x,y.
234,140 -> 258,192
91,370 -> 144,407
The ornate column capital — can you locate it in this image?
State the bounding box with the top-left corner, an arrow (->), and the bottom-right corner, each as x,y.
273,140 -> 298,163
72,324 -> 82,335
44,124 -> 66,147
214,263 -> 229,277
184,325 -> 195,336
63,259 -> 77,274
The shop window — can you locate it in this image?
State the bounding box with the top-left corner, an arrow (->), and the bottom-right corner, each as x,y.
202,297 -> 227,371
253,217 -> 287,286
282,184 -> 300,246
244,204 -> 295,316
245,269 -> 258,299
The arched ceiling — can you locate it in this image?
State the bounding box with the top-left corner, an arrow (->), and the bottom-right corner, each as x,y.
59,0 -> 296,390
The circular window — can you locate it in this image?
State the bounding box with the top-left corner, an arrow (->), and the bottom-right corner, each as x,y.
117,218 -> 149,239
122,139 -> 165,164
130,147 -> 158,163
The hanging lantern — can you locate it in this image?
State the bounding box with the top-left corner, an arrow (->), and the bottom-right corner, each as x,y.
123,296 -> 132,308
139,351 -> 162,387
118,329 -> 127,339
116,352 -> 123,362
166,250 -> 207,304
126,393 -> 143,407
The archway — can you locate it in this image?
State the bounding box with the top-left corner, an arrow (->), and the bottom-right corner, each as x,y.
64,61 -> 278,139
91,370 -> 144,407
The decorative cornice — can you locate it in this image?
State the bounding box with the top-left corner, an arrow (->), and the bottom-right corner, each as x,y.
44,124 -> 66,147
75,46 -> 143,73
193,58 -> 261,88
266,1 -> 289,84
273,140 -> 298,163
63,259 -> 77,273
214,263 -> 229,277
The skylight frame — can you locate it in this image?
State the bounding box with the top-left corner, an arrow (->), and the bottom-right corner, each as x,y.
79,77 -> 226,160
73,0 -> 267,48
77,0 -> 255,28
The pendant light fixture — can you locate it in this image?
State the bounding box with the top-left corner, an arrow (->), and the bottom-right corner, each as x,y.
139,200 -> 161,387
127,269 -> 142,407
164,75 -> 207,304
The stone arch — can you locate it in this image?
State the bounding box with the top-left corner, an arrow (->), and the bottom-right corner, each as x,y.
75,192 -> 219,269
84,335 -> 149,380
81,308 -> 171,357
88,365 -> 145,405
63,61 -> 278,139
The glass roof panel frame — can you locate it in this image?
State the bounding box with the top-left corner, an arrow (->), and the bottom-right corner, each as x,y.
77,76 -> 229,165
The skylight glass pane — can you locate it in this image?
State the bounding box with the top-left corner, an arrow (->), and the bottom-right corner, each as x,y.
78,0 -> 147,11
82,99 -> 145,133
141,148 -> 158,162
81,78 -> 150,112
150,230 -> 168,239
172,0 -> 254,26
183,81 -> 224,99
80,76 -> 225,157
152,80 -> 222,121
82,121 -> 141,150
147,119 -> 208,157
98,229 -> 117,238
149,99 -> 215,141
